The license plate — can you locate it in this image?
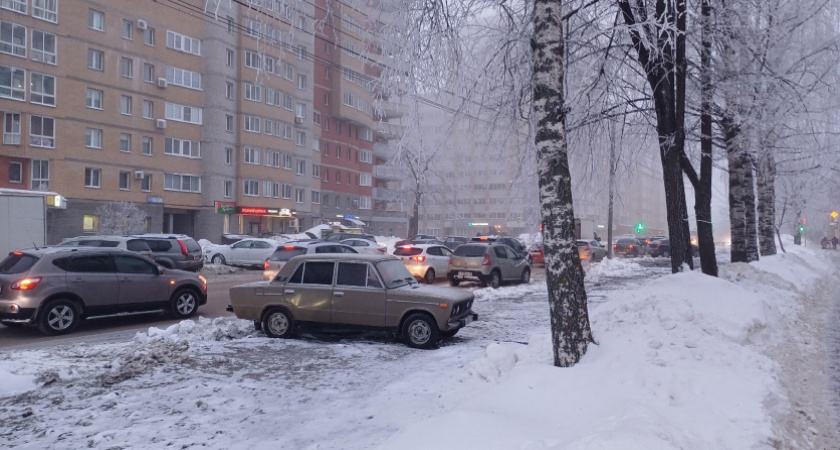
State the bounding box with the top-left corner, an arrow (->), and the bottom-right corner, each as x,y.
462,314 -> 474,325
458,271 -> 471,277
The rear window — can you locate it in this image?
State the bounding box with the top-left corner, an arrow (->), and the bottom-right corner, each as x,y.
269,247 -> 307,261
617,238 -> 636,244
183,238 -> 201,252
453,245 -> 488,257
0,253 -> 38,274
127,239 -> 152,252
393,247 -> 423,256
145,240 -> 173,252
576,241 -> 588,247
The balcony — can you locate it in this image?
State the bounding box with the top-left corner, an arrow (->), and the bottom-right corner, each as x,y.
373,187 -> 405,201
373,165 -> 404,180
373,143 -> 398,160
375,122 -> 406,140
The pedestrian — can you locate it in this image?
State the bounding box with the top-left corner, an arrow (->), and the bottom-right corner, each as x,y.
821,236 -> 829,249
832,236 -> 838,250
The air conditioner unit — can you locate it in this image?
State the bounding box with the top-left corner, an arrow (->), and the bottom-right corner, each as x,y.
137,19 -> 148,30
157,78 -> 168,88
294,117 -> 303,124
156,119 -> 167,129
134,170 -> 145,180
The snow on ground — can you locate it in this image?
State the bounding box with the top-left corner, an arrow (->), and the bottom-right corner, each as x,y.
1,235 -> 839,449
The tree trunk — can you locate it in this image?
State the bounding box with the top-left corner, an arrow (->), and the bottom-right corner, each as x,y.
532,0 -> 592,367
743,158 -> 759,261
723,116 -> 758,263
694,0 -> 717,276
408,191 -> 421,237
756,150 -> 777,256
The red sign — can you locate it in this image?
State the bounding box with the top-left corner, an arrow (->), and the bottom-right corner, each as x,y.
238,207 -> 269,215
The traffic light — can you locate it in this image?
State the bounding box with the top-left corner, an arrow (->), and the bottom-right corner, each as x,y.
636,222 -> 644,233
799,224 -> 805,233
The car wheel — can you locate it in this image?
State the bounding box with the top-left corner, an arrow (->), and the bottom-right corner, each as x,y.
402,313 -> 440,349
211,254 -> 226,265
662,250 -> 670,258
488,270 -> 501,289
519,268 -> 531,285
441,328 -> 459,338
38,299 -> 79,336
170,288 -> 199,319
448,276 -> 461,287
262,307 -> 295,338
423,268 -> 436,284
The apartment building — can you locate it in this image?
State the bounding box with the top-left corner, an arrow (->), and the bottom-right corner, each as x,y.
0,0 -> 385,244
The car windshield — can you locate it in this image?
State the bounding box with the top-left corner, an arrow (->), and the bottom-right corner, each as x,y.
269,247 -> 307,261
375,259 -> 418,288
453,245 -> 488,257
0,253 -> 38,274
617,238 -> 636,244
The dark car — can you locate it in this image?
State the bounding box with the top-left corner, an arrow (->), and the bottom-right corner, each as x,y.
134,234 -> 204,271
649,239 -> 699,257
442,236 -> 469,250
324,232 -> 377,243
0,247 -> 207,335
613,237 -> 642,257
470,236 -> 531,263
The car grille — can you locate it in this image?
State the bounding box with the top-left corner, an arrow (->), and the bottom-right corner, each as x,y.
450,299 -> 474,317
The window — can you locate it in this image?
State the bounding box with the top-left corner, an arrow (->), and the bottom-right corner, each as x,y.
311,191 -> 320,204
31,159 -> 48,190
0,21 -> 26,57
245,51 -> 260,69
165,102 -> 202,124
296,45 -> 306,60
33,0 -> 57,22
296,160 -> 305,175
164,173 -> 201,193
121,57 -> 133,78
335,171 -> 341,184
223,147 -> 232,165
1,0 -> 26,14
244,146 -> 260,164
226,16 -> 234,33
297,74 -> 307,90
313,111 -> 321,125
31,30 -> 56,64
244,83 -> 261,101
141,63 -> 154,83
271,182 -> 280,198
246,18 -> 259,37
225,81 -> 233,99
165,66 -> 201,90
224,180 -> 232,198
88,9 -> 104,30
244,115 -> 260,133
295,131 -> 305,147
119,171 -> 130,190
142,100 -> 153,119
243,180 -> 259,196
85,128 -> 101,148
120,95 -> 132,115
84,89 -> 103,110
88,49 -> 103,70
165,137 -> 201,158
144,28 -> 155,46
283,64 -> 293,80
360,150 -> 373,163
166,30 -> 201,55
264,119 -> 280,136
85,168 -> 101,188
359,196 -> 372,210
122,20 -> 133,39
283,153 -> 292,170
295,188 -> 304,204
82,215 -> 98,231
0,65 -> 25,100
295,103 -> 306,118
322,195 -> 328,208
141,173 -> 151,191
322,168 -> 328,182
263,181 -> 271,198
29,115 -> 53,148
142,136 -> 152,155
226,48 -> 233,66
312,164 -> 320,178
281,183 -> 291,199
29,72 -> 54,106
225,114 -> 233,131
312,137 -> 320,152
3,112 -> 21,144
120,133 -> 131,152
8,161 -> 21,183
282,122 -> 292,139
324,93 -> 330,106
282,93 -> 292,110
360,172 -> 372,186
265,56 -> 277,73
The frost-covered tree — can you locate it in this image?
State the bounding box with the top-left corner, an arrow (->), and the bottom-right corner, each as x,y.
95,202 -> 147,235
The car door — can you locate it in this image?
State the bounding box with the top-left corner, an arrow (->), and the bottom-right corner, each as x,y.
64,254 -> 120,316
590,240 -> 605,260
504,246 -> 526,279
228,240 -> 254,264
493,245 -> 512,279
276,261 -> 334,323
250,241 -> 276,265
113,254 -> 168,310
331,262 -> 387,326
425,246 -> 450,278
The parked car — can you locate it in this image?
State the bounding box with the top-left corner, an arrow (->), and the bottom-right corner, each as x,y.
57,235 -> 154,259
577,239 -> 607,262
442,236 -> 470,250
0,247 -> 207,335
263,241 -> 357,281
447,242 -> 531,289
470,236 -> 531,263
340,238 -> 387,255
133,234 -> 204,272
324,232 -> 377,243
529,243 -> 545,265
393,243 -> 453,284
613,237 -> 642,257
395,234 -> 440,247
648,239 -> 700,257
228,253 -> 478,349
205,238 -> 279,267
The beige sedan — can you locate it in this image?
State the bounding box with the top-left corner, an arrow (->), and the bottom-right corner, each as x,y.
228,253 -> 477,349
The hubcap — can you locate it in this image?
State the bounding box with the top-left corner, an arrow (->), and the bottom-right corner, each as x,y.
176,293 -> 196,315
492,273 -> 500,287
267,313 -> 289,335
425,270 -> 434,283
212,255 -> 222,264
522,270 -> 530,283
47,305 -> 74,330
408,320 -> 431,344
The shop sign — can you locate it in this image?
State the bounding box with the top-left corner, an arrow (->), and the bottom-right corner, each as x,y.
147,196 -> 164,204
237,207 -> 269,215
215,201 -> 236,214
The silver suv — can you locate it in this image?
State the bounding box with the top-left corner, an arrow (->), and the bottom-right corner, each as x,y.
57,235 -> 153,259
133,234 -> 204,272
0,247 -> 207,335
447,242 -> 531,289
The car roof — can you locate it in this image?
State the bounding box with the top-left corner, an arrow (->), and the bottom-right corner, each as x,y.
133,233 -> 195,240
62,235 -> 137,241
284,253 -> 396,264
279,241 -> 349,248
16,246 -> 134,258
396,243 -> 446,249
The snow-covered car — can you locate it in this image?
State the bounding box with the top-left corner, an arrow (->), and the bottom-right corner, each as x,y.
340,238 -> 387,255
205,238 -> 280,267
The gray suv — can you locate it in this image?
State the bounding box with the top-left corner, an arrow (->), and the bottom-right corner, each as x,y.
447,242 -> 531,288
134,234 -> 204,272
57,235 -> 154,259
0,247 -> 207,335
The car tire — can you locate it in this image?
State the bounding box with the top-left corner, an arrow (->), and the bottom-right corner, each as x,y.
441,328 -> 459,338
488,270 -> 501,289
262,307 -> 295,338
170,288 -> 199,319
448,276 -> 461,287
402,313 -> 440,349
423,268 -> 435,284
519,268 -> 531,285
38,298 -> 79,336
211,254 -> 226,265
662,250 -> 670,258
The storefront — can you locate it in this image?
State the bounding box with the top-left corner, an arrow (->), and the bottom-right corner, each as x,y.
234,206 -> 299,236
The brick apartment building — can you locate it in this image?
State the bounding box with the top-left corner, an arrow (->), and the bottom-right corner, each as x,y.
0,0 -> 407,244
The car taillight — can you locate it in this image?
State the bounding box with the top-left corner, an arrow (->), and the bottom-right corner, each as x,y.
410,255 -> 426,262
264,261 -> 270,270
11,277 -> 42,290
629,244 -> 634,248
482,254 -> 492,266
613,244 -> 617,249
177,240 -> 189,256
377,247 -> 386,253
585,244 -> 590,251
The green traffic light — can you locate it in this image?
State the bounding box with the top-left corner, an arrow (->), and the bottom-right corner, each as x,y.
636,223 -> 644,232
